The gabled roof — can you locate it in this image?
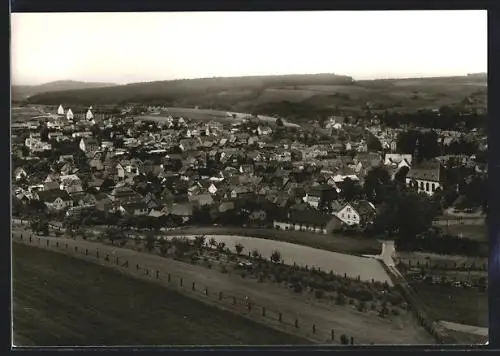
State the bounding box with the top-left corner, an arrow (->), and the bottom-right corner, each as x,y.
348,200 -> 376,217
37,189 -> 72,202
407,163 -> 443,182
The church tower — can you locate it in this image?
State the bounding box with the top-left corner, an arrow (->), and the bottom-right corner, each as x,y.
413,137 -> 420,163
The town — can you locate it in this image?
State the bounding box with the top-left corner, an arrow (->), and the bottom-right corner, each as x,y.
11,9 -> 488,348
12,100 -> 488,345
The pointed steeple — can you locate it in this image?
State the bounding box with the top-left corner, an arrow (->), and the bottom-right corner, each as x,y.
57,105 -> 64,115
66,108 -> 74,121
86,109 -> 94,120
413,137 -> 420,163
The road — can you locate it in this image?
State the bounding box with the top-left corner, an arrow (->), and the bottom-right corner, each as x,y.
12,227 -> 434,345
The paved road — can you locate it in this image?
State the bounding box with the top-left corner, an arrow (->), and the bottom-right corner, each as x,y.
12,228 -> 434,345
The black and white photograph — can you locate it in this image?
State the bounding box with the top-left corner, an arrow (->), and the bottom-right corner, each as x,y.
10,10 -> 488,346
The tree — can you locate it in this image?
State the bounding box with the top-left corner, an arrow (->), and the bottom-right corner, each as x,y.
270,250 -> 281,264
367,134 -> 383,151
216,242 -> 226,253
363,166 -> 391,203
105,227 -> 124,245
235,243 -> 244,255
209,237 -> 217,248
251,249 -> 260,259
159,238 -> 170,255
145,231 -> 156,252
193,235 -> 206,250
275,118 -> 284,127
338,178 -> 363,202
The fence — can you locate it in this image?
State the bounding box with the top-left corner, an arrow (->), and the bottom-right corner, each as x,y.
12,231 -> 358,345
379,261 -> 450,344
432,218 -> 485,227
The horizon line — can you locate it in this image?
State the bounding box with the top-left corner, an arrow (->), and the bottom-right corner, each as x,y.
12,71 -> 488,87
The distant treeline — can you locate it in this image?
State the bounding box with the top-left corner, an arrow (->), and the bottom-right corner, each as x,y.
380,108 -> 487,131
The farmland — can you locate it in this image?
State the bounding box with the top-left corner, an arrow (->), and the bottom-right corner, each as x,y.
410,281 -> 488,328
12,243 -> 309,346
12,231 -> 435,345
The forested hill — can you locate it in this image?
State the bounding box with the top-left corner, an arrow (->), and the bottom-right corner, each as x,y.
12,80 -> 117,101
24,73 -> 486,122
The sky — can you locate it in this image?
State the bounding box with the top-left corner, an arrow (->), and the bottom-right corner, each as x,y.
11,10 -> 487,86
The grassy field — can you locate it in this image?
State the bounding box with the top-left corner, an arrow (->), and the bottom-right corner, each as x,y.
440,224 -> 487,241
12,244 -> 309,346
410,282 -> 488,328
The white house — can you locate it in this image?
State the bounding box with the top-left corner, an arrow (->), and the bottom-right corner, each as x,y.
86,109 -> 94,121
14,167 -> 28,181
57,105 -> 64,115
208,183 -> 218,195
66,108 -> 74,121
335,200 -> 377,226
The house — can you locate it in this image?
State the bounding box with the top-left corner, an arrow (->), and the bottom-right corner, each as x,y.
59,174 -> 83,194
119,202 -> 149,216
95,193 -> 114,212
14,167 -> 28,181
384,153 -> 413,168
35,190 -> 73,211
188,193 -> 214,207
168,202 -> 194,223
43,181 -> 60,191
57,105 -> 64,115
109,185 -> 142,203
230,186 -> 254,199
335,200 -> 376,226
273,209 -> 343,234
406,163 -> 444,196
72,192 -> 97,207
79,137 -> 100,154
142,192 -> 161,209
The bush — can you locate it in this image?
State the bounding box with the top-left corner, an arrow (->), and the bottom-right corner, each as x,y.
371,303 -> 377,310
335,293 -> 346,305
314,289 -> 325,299
293,283 -> 303,293
379,306 -> 389,318
220,265 -> 228,274
392,308 -> 400,316
348,299 -> 355,305
207,263 -> 212,269
357,301 -> 367,312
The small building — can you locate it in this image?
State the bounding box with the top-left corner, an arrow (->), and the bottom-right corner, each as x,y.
273,209 -> 343,235
35,190 -> 73,211
335,200 -> 377,226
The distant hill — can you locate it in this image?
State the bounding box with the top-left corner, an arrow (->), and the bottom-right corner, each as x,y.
12,80 -> 117,101
24,73 -> 487,121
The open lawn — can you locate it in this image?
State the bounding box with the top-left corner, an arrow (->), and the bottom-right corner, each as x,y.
12,243 -> 309,346
410,282 -> 488,328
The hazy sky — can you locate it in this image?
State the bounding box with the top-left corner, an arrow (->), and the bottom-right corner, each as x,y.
11,10 -> 487,86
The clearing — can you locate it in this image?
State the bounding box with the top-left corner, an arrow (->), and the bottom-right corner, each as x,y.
12,243 -> 309,346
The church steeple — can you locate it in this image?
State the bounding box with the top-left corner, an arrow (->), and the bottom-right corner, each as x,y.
413,137 -> 420,163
